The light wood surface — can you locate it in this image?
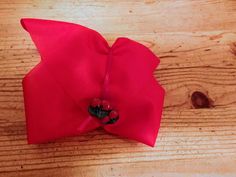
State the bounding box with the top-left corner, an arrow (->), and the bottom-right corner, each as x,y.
0,0 -> 236,176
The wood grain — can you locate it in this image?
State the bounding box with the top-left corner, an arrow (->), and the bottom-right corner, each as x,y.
0,0 -> 236,176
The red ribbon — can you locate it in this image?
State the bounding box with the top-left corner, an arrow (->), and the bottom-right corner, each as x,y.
21,18 -> 165,147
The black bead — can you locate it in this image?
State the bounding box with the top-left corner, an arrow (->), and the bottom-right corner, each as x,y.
88,98 -> 119,124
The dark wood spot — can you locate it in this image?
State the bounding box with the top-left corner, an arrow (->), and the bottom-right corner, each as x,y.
229,42 -> 236,56
191,91 -> 212,109
226,63 -> 233,66
159,55 -> 178,59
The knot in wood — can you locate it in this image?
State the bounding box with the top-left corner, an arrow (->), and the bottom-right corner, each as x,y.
191,91 -> 212,109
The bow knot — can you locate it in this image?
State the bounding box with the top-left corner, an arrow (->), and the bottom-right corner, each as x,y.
88,98 -> 119,124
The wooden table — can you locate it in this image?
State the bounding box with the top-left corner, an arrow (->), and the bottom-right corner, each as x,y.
0,0 -> 236,176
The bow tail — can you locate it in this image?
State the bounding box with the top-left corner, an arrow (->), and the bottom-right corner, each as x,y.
23,63 -> 100,144
104,78 -> 165,147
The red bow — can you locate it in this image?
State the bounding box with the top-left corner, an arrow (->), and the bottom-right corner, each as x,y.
21,18 -> 165,147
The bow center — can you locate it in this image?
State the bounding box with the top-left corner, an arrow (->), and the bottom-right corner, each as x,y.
88,98 -> 119,124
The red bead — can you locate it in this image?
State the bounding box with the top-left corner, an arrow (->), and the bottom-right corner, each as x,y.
109,110 -> 118,119
91,98 -> 101,107
101,100 -> 111,110
101,116 -> 110,124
